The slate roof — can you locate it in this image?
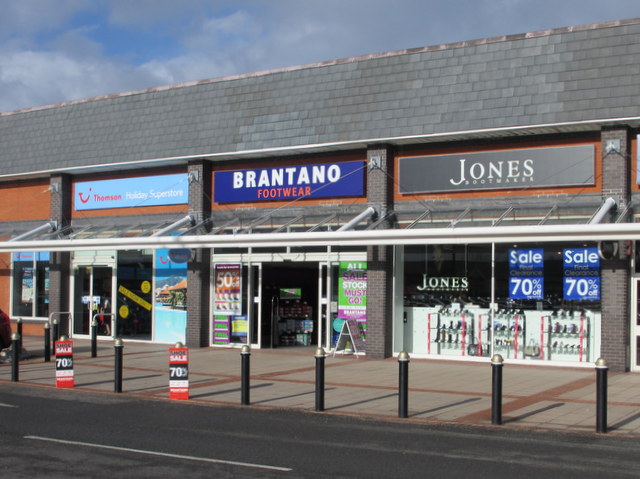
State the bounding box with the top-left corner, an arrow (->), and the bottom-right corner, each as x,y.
1,18 -> 640,178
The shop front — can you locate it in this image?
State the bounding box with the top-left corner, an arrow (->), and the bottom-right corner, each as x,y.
209,156 -> 369,350
397,242 -> 604,365
209,252 -> 367,350
64,171 -> 192,342
71,249 -> 159,341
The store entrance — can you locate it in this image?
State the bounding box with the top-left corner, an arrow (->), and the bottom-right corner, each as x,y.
115,250 -> 153,340
72,265 -> 113,336
261,262 -> 318,348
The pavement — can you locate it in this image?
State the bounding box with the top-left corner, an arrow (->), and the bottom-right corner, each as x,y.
3,335 -> 640,437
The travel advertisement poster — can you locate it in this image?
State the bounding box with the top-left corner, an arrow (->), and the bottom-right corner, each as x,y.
154,248 -> 189,343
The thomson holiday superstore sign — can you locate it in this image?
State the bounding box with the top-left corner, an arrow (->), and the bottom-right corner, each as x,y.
74,173 -> 189,211
398,144 -> 595,194
214,161 -> 365,203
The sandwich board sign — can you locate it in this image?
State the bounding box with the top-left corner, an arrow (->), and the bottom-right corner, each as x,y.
333,318 -> 366,358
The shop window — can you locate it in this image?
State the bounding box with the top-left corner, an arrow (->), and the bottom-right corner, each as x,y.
400,243 -> 601,364
12,252 -> 50,318
212,263 -> 249,345
116,250 -> 153,340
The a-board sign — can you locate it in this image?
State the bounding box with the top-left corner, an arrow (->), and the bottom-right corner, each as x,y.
55,340 -> 74,388
169,347 -> 189,400
333,318 -> 366,357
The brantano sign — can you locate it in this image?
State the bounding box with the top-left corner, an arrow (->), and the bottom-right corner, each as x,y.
214,161 -> 365,203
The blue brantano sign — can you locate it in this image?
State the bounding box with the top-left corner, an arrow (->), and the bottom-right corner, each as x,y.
74,173 -> 189,210
508,249 -> 544,300
563,248 -> 600,300
214,161 -> 365,203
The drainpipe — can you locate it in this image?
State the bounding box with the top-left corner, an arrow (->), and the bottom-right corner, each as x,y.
337,207 -> 377,232
152,215 -> 195,236
10,221 -> 57,241
589,198 -> 617,224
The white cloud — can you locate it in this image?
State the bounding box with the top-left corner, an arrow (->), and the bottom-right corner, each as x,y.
0,48 -> 162,111
0,0 -> 88,39
0,0 -> 639,112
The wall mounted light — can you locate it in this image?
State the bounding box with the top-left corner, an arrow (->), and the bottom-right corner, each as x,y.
604,139 -> 621,154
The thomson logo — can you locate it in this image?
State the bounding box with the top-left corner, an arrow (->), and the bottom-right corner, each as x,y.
77,188 -> 123,204
78,188 -> 92,204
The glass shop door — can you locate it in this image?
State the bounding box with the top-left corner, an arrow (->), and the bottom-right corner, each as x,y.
72,265 -> 114,337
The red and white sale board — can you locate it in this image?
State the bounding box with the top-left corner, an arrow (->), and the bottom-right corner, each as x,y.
55,340 -> 74,388
169,347 -> 189,400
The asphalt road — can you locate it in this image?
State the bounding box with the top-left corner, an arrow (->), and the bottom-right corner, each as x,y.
0,383 -> 638,478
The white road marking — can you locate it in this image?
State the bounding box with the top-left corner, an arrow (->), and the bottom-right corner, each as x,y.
0,402 -> 17,408
25,435 -> 292,472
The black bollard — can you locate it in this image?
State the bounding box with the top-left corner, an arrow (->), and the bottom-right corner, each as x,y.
11,333 -> 20,382
16,318 -> 23,352
596,357 -> 608,434
491,354 -> 504,425
114,338 -> 123,393
43,322 -> 51,363
52,319 -> 60,353
315,347 -> 326,412
241,345 -> 251,405
398,351 -> 410,418
90,319 -> 98,358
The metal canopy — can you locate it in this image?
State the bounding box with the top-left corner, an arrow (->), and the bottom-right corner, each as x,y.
396,203 -> 597,230
0,200 -> 630,253
1,222 -> 639,253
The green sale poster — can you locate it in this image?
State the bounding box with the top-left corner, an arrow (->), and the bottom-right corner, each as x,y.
338,262 -> 367,321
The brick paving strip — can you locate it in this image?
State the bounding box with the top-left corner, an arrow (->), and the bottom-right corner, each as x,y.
6,339 -> 640,435
455,376 -> 596,424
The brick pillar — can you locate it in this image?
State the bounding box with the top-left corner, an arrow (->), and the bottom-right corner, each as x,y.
186,160 -> 212,347
366,145 -> 394,358
599,127 -> 632,371
49,174 -> 72,330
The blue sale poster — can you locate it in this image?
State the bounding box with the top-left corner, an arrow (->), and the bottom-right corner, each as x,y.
563,248 -> 600,300
508,248 -> 544,300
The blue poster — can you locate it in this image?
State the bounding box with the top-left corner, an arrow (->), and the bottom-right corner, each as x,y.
154,248 -> 189,343
563,248 -> 600,300
214,161 -> 365,203
74,173 -> 189,210
13,252 -> 50,261
508,249 -> 544,300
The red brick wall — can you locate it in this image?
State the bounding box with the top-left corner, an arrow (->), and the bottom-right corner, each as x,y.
0,180 -> 50,221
